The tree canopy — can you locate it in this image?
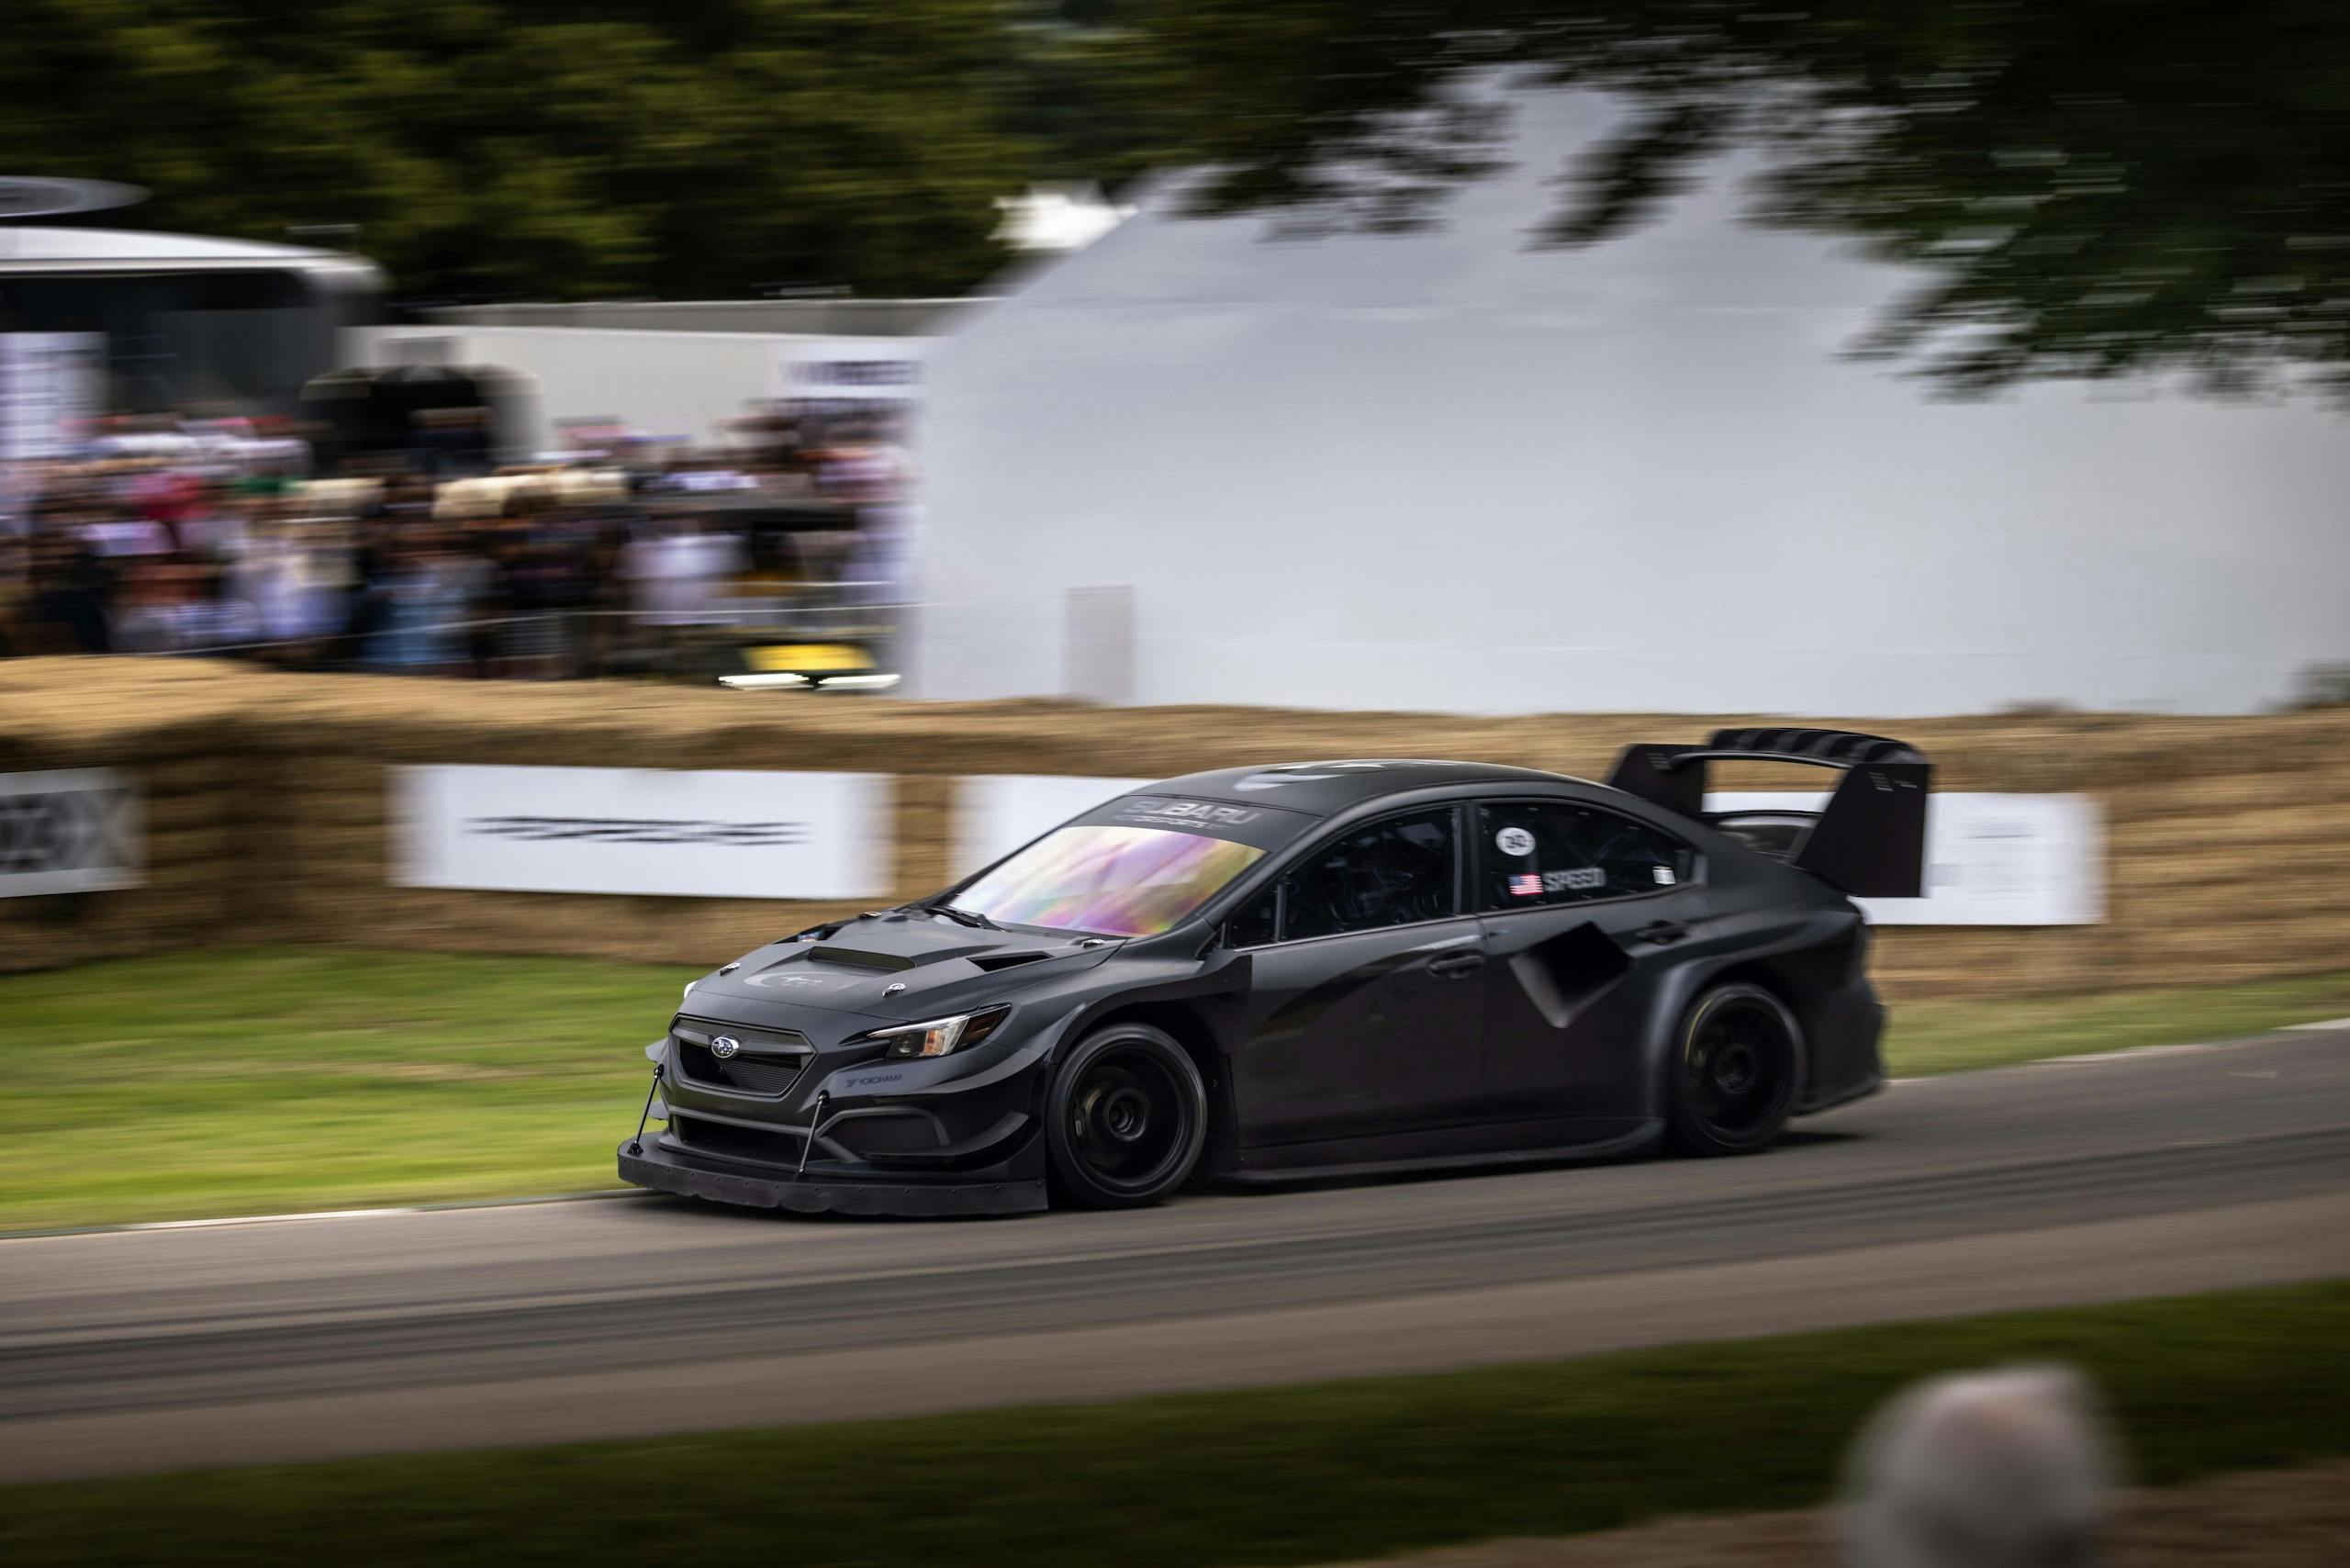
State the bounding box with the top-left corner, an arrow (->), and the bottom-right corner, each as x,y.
0,0 -> 1038,302
1137,1 -> 2350,398
6,1 -> 2345,401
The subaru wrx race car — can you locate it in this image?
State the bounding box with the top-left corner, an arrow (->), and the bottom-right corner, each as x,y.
619,728 -> 1930,1215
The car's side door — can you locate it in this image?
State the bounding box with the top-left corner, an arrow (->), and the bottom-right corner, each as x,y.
1225,805 -> 1488,1147
1472,798 -> 1706,1125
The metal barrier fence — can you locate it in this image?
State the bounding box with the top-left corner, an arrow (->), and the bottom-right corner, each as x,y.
110,592 -> 911,685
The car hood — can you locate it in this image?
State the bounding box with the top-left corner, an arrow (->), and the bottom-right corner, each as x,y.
686,914 -> 1122,1023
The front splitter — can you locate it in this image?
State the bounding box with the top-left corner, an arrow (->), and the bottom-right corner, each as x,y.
618,1139 -> 1046,1217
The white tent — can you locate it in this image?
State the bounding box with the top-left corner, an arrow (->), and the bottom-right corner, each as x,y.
909,92 -> 2350,715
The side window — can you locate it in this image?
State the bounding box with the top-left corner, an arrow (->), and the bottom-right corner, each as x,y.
1480,801 -> 1693,912
1281,808 -> 1460,941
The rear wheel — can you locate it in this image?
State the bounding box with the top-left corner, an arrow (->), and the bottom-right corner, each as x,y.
1668,982 -> 1803,1156
1046,1024 -> 1207,1209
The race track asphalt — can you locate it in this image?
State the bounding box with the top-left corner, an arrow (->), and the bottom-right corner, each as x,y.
2,1025 -> 2345,1484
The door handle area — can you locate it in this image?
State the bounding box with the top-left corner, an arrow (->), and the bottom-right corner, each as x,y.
1427,952 -> 1486,978
1631,921 -> 1689,946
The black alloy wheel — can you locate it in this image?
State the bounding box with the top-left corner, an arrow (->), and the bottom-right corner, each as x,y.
1668,982 -> 1804,1155
1046,1024 -> 1207,1208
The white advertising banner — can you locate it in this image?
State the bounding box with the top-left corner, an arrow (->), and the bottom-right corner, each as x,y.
955,775 -> 2100,925
1705,791 -> 2103,925
0,769 -> 141,899
954,774 -> 1146,876
0,331 -> 103,463
769,337 -> 927,404
395,767 -> 890,900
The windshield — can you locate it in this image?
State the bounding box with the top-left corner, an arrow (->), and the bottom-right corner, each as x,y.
955,824 -> 1266,936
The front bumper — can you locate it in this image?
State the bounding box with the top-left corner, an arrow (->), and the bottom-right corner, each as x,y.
617,1009 -> 1058,1217
619,1136 -> 1046,1216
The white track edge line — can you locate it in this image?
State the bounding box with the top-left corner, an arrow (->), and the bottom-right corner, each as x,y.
1,1188 -> 648,1244
2036,1024 -> 2347,1068
129,1207 -> 420,1231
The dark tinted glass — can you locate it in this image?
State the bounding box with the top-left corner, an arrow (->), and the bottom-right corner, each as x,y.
1225,888 -> 1280,947
1282,808 -> 1459,940
1480,802 -> 1692,911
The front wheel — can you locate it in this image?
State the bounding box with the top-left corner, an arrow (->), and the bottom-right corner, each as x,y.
1668,982 -> 1804,1156
1046,1024 -> 1207,1209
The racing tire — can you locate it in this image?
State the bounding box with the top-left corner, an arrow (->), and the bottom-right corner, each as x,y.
1046,1024 -> 1208,1209
1667,982 -> 1805,1157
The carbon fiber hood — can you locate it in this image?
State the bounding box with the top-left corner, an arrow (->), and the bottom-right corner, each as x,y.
688,913 -> 1120,1022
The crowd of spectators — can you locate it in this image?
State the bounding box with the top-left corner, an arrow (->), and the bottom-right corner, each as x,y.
0,402 -> 912,678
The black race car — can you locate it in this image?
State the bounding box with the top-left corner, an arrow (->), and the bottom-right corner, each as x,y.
619,728 -> 1930,1215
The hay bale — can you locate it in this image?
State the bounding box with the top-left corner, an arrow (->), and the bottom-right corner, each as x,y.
4,658 -> 2346,993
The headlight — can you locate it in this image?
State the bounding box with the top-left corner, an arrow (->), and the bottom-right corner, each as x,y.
866,1005 -> 1012,1060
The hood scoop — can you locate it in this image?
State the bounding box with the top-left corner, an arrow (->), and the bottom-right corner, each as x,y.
804,946 -> 917,972
799,932 -> 1025,971
708,924 -> 1121,1020
970,950 -> 1051,973
798,943 -> 1053,976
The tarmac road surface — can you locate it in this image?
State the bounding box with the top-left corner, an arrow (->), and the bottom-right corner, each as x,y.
2,1026 -> 2345,1483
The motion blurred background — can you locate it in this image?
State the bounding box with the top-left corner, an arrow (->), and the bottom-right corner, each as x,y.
3,4 -> 2349,1565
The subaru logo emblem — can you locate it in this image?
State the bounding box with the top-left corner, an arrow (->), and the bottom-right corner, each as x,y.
710,1036 -> 742,1059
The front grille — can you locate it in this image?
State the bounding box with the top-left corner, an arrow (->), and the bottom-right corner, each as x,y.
670,1017 -> 811,1097
677,1042 -> 807,1095
670,1115 -> 802,1166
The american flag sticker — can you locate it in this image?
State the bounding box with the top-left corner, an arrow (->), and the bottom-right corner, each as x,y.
1508,873 -> 1544,898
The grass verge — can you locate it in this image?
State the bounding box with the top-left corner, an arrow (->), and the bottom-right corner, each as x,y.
0,948 -> 692,1231
5,1279 -> 2348,1568
1,948 -> 2344,1230
1884,968 -> 2350,1075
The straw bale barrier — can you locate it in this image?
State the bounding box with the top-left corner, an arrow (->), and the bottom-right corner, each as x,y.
4,658 -> 2346,1002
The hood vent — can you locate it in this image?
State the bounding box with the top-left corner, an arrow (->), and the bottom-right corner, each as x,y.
970,950 -> 1050,973
805,946 -> 916,972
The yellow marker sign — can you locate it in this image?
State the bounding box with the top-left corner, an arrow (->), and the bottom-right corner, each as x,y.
744,644 -> 874,674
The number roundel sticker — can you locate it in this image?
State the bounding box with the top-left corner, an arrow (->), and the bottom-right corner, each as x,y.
1494,825 -> 1537,857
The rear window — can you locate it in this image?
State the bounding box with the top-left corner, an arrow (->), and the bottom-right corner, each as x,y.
1480,801 -> 1694,910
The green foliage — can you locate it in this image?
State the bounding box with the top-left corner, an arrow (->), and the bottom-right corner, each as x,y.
5,1278 -> 2349,1566
0,0 -> 1042,299
6,0 -> 2343,391
1138,1 -> 2350,399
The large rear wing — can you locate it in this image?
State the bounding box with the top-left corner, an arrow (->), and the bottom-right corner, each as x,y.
1604,727 -> 1931,898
